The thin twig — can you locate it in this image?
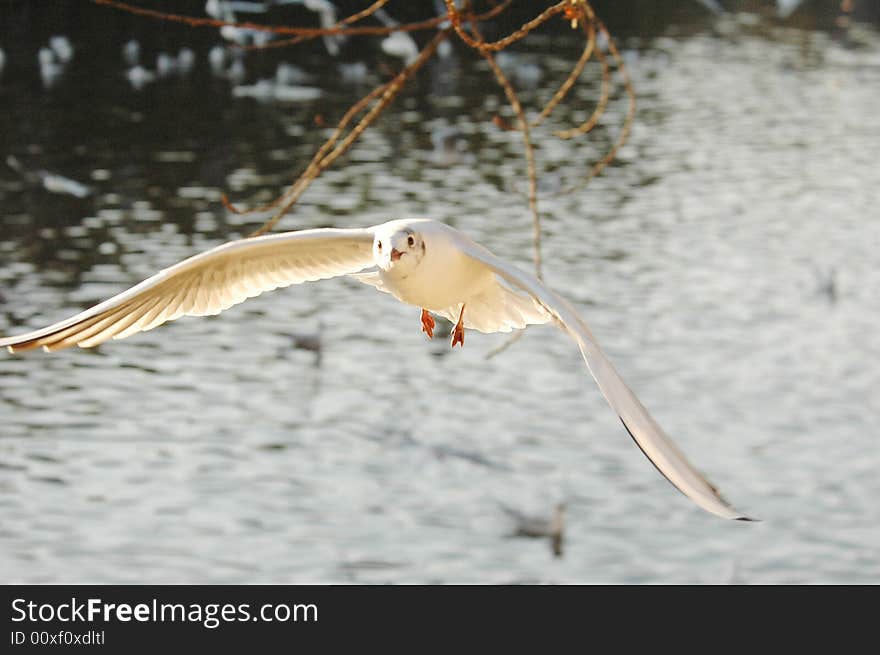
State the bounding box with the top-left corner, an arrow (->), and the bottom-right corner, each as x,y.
240,0 -> 393,50
483,58 -> 542,280
531,8 -> 596,128
554,43 -> 610,139
223,80 -> 390,217
445,0 -> 568,52
248,30 -> 450,236
484,328 -> 524,359
93,0 -> 637,367
556,18 -> 636,194
94,0 -> 511,44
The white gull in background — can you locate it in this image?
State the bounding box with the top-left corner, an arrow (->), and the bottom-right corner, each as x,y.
207,0 -> 273,48
177,48 -> 196,75
38,45 -> 64,88
6,155 -> 92,198
156,52 -> 177,77
232,78 -> 321,102
432,0 -> 455,58
49,36 -> 74,64
693,0 -> 723,15
0,219 -> 755,521
126,65 -> 156,90
777,0 -> 804,19
374,8 -> 419,66
207,43 -> 247,83
153,49 -> 195,78
36,35 -> 75,89
122,39 -> 140,67
501,502 -> 566,557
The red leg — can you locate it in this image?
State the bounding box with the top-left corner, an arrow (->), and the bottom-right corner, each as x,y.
420,308 -> 435,339
451,304 -> 466,348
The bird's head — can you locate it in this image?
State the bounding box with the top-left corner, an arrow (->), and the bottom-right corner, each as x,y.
373,225 -> 426,273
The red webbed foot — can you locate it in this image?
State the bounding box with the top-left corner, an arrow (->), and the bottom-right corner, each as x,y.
451,304 -> 466,348
420,308 -> 435,339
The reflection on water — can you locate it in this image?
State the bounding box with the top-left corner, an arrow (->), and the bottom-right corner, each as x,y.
1,10 -> 879,583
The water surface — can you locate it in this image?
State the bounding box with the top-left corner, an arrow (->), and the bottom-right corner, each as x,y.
1,10 -> 878,583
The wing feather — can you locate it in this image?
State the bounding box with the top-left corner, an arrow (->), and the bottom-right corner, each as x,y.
116,297 -> 166,340
435,278 -> 551,334
451,230 -> 753,521
78,297 -> 163,348
43,302 -> 139,352
1,227 -> 375,352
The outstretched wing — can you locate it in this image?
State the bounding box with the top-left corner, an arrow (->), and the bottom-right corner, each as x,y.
1,227 -> 375,353
451,231 -> 754,521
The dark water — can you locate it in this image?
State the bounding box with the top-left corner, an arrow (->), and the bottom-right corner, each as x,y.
1,6 -> 879,583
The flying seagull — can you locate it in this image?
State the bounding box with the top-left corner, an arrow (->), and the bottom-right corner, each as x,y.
0,219 -> 754,521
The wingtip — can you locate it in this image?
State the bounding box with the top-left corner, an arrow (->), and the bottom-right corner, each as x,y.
735,515 -> 760,523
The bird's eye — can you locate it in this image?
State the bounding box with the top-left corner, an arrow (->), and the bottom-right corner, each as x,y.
377,241 -> 383,250
407,235 -> 415,247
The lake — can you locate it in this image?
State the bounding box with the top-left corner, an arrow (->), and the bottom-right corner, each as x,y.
0,3 -> 878,583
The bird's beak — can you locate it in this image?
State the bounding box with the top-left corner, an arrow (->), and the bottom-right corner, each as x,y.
390,248 -> 403,262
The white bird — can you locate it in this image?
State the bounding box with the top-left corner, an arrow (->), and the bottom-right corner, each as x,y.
0,219 -> 754,521
126,65 -> 156,90
6,155 -> 92,198
212,0 -> 274,49
374,9 -> 419,65
432,0 -> 455,58
302,0 -> 344,56
122,39 -> 140,67
206,0 -> 268,18
777,0 -> 803,19
38,47 -> 63,88
338,61 -> 368,84
275,62 -> 311,86
693,0 -> 723,15
381,32 -> 419,66
177,48 -> 196,75
49,36 -> 74,64
501,502 -> 566,557
156,52 -> 177,77
208,45 -> 226,74
226,56 -> 247,83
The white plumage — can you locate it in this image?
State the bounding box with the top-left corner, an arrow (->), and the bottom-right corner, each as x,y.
0,218 -> 754,521
1,227 -> 372,352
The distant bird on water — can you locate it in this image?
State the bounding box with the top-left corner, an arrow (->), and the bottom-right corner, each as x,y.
502,503 -> 566,557
0,219 -> 755,521
6,156 -> 92,198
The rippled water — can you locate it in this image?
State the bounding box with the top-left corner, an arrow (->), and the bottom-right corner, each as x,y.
1,11 -> 879,583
